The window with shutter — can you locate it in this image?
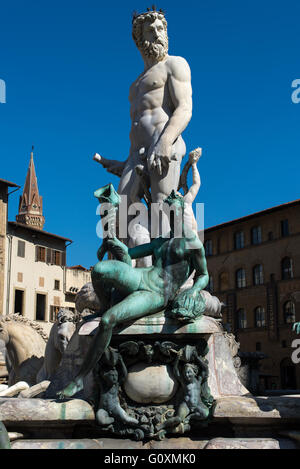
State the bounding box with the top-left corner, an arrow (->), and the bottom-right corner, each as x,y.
234,231 -> 245,250
251,226 -> 262,245
17,240 -> 25,258
281,220 -> 289,237
35,246 -> 46,263
54,251 -> 61,266
237,309 -> 247,329
255,306 -> 266,327
253,265 -> 264,285
61,251 -> 66,266
47,248 -> 52,264
236,269 -> 246,288
204,240 -> 213,256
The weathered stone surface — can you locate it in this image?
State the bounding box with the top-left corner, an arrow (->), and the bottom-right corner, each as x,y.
78,313 -> 222,337
124,363 -> 178,404
11,439 -> 103,450
213,395 -> 300,421
0,398 -> 94,424
207,333 -> 248,398
11,438 -> 144,450
11,437 -> 296,450
147,438 -> 208,450
204,438 -> 284,450
11,439 -> 104,450
10,437 -> 209,450
4,395 -> 300,428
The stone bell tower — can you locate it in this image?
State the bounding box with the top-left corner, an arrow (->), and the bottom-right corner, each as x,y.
16,147 -> 45,230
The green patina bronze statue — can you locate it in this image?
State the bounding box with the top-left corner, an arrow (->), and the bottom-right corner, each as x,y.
58,184 -> 209,398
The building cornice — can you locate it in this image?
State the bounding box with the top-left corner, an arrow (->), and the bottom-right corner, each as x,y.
0,178 -> 20,188
205,199 -> 300,233
8,221 -> 72,244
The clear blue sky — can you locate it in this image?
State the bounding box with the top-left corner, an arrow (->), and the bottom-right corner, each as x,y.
1,0 -> 299,267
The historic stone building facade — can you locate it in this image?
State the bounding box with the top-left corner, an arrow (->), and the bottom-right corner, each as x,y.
0,179 -> 20,315
4,221 -> 72,333
64,265 -> 92,307
1,149 -> 90,334
204,199 -> 300,390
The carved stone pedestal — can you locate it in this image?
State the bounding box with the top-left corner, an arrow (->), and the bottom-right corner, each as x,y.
45,313 -> 248,440
3,394 -> 300,449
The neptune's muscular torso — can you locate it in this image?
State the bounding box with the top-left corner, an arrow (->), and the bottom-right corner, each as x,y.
118,54 -> 192,205
129,57 -> 185,156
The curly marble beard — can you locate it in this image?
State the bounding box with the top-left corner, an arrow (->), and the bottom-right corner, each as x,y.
140,35 -> 169,61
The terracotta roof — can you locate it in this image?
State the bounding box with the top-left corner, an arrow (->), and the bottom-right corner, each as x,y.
0,178 -> 20,188
205,199 -> 300,233
67,265 -> 89,271
8,221 -> 73,243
